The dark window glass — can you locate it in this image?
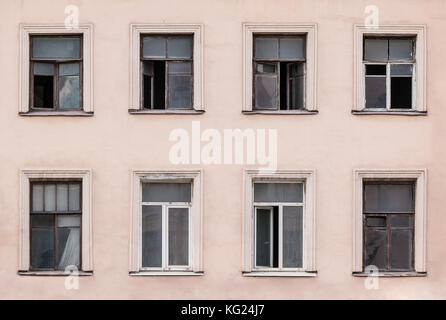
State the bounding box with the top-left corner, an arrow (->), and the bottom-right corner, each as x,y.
141,205 -> 162,268
142,183 -> 191,203
168,208 -> 189,266
254,183 -> 303,203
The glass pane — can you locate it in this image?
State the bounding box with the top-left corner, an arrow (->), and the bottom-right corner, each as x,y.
255,38 -> 278,59
254,183 -> 303,203
390,77 -> 412,109
167,38 -> 192,58
364,228 -> 387,270
365,77 -> 386,108
391,215 -> 413,228
58,216 -> 81,227
390,229 -> 413,270
168,62 -> 192,74
69,184 -> 81,211
390,64 -> 412,76
34,63 -> 54,75
168,75 -> 192,109
141,205 -> 162,268
32,184 -> 44,212
59,76 -> 80,109
32,37 -> 81,59
366,216 -> 386,227
254,75 -> 277,109
168,208 -> 189,266
364,38 -> 388,61
280,38 -> 305,59
256,209 -> 271,267
142,183 -> 191,202
365,64 -> 386,75
44,184 -> 56,212
31,228 -> 54,269
142,37 -> 166,58
364,183 -> 414,213
256,63 -> 276,73
31,215 -> 54,227
143,61 -> 153,75
57,227 -> 80,269
389,39 -> 413,60
56,184 -> 68,211
282,206 -> 303,268
289,63 -> 304,110
59,63 -> 80,76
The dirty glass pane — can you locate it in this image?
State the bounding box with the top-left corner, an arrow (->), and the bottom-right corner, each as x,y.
168,207 -> 189,266
142,205 -> 162,268
366,216 -> 386,227
142,37 -> 166,58
168,62 -> 192,74
282,206 -> 303,268
32,184 -> 44,212
289,63 -> 304,110
256,208 -> 271,267
364,183 -> 414,213
167,38 -> 192,58
68,184 -> 81,211
280,37 -> 305,59
390,64 -> 412,76
364,228 -> 387,270
31,228 -> 54,269
31,215 -> 54,227
168,75 -> 192,109
59,76 -> 80,109
142,183 -> 191,202
57,216 -> 81,227
391,215 -> 413,228
59,63 -> 80,76
364,38 -> 388,61
33,37 -> 81,59
34,63 -> 54,75
57,227 -> 80,269
390,229 -> 413,270
365,77 -> 386,108
44,184 -> 56,212
254,183 -> 303,203
255,38 -> 278,59
254,75 -> 277,109
256,63 -> 276,73
56,184 -> 68,211
389,39 -> 413,60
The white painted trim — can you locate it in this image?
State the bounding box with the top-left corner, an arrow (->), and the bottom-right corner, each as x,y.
242,23 -> 317,111
129,169 -> 203,273
130,24 -> 204,110
242,271 -> 317,277
19,24 -> 94,113
352,169 -> 427,273
242,169 -> 316,274
353,25 -> 426,112
19,169 -> 93,271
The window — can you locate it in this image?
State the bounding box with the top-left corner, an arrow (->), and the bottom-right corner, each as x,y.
242,23 -> 317,114
19,170 -> 92,275
130,24 -> 204,113
353,169 -> 427,276
243,170 -> 316,276
20,24 -> 93,115
253,35 -> 306,110
130,170 -> 203,275
30,36 -> 83,110
353,25 -> 426,114
30,181 -> 82,270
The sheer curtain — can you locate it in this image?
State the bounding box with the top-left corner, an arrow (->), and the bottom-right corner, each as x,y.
58,228 -> 80,269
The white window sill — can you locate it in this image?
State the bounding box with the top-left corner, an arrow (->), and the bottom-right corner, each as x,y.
351,109 -> 427,116
128,109 -> 205,115
19,110 -> 94,117
129,271 -> 204,276
18,270 -> 93,276
352,271 -> 427,278
242,109 -> 318,115
242,271 -> 317,277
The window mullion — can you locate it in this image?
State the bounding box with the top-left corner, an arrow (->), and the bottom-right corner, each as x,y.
278,205 -> 283,270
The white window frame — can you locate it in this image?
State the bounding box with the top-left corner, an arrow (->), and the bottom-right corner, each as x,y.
19,24 -> 94,115
353,169 -> 427,275
242,169 -> 316,277
130,170 -> 203,275
130,24 -> 204,113
19,169 -> 93,275
353,25 -> 426,114
242,23 -> 317,114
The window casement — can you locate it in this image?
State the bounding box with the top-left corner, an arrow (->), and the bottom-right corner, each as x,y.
353,169 -> 427,277
353,25 -> 426,115
130,170 -> 203,276
242,23 -> 317,115
130,24 -> 204,114
19,24 -> 93,116
19,170 -> 92,275
242,170 -> 316,277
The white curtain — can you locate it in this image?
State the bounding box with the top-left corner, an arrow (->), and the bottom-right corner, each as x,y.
58,228 -> 80,269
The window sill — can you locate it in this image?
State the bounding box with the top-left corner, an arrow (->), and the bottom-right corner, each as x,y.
242,109 -> 318,115
129,271 -> 204,276
351,109 -> 427,116
128,109 -> 205,115
242,271 -> 317,277
352,271 -> 427,278
19,110 -> 94,117
18,270 -> 93,276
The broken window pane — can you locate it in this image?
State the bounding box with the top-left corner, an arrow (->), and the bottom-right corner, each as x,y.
282,206 -> 303,268
142,183 -> 191,203
59,76 -> 80,109
365,77 -> 386,108
256,208 -> 272,267
389,39 -> 413,61
364,228 -> 387,270
364,183 -> 414,213
390,229 -> 413,270
141,205 -> 162,268
168,207 -> 189,266
391,77 -> 412,109
364,38 -> 388,61
142,37 -> 166,58
255,38 -> 278,59
167,38 -> 192,58
254,183 -> 303,203
279,37 -> 305,59
32,37 -> 81,59
254,75 -> 277,109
